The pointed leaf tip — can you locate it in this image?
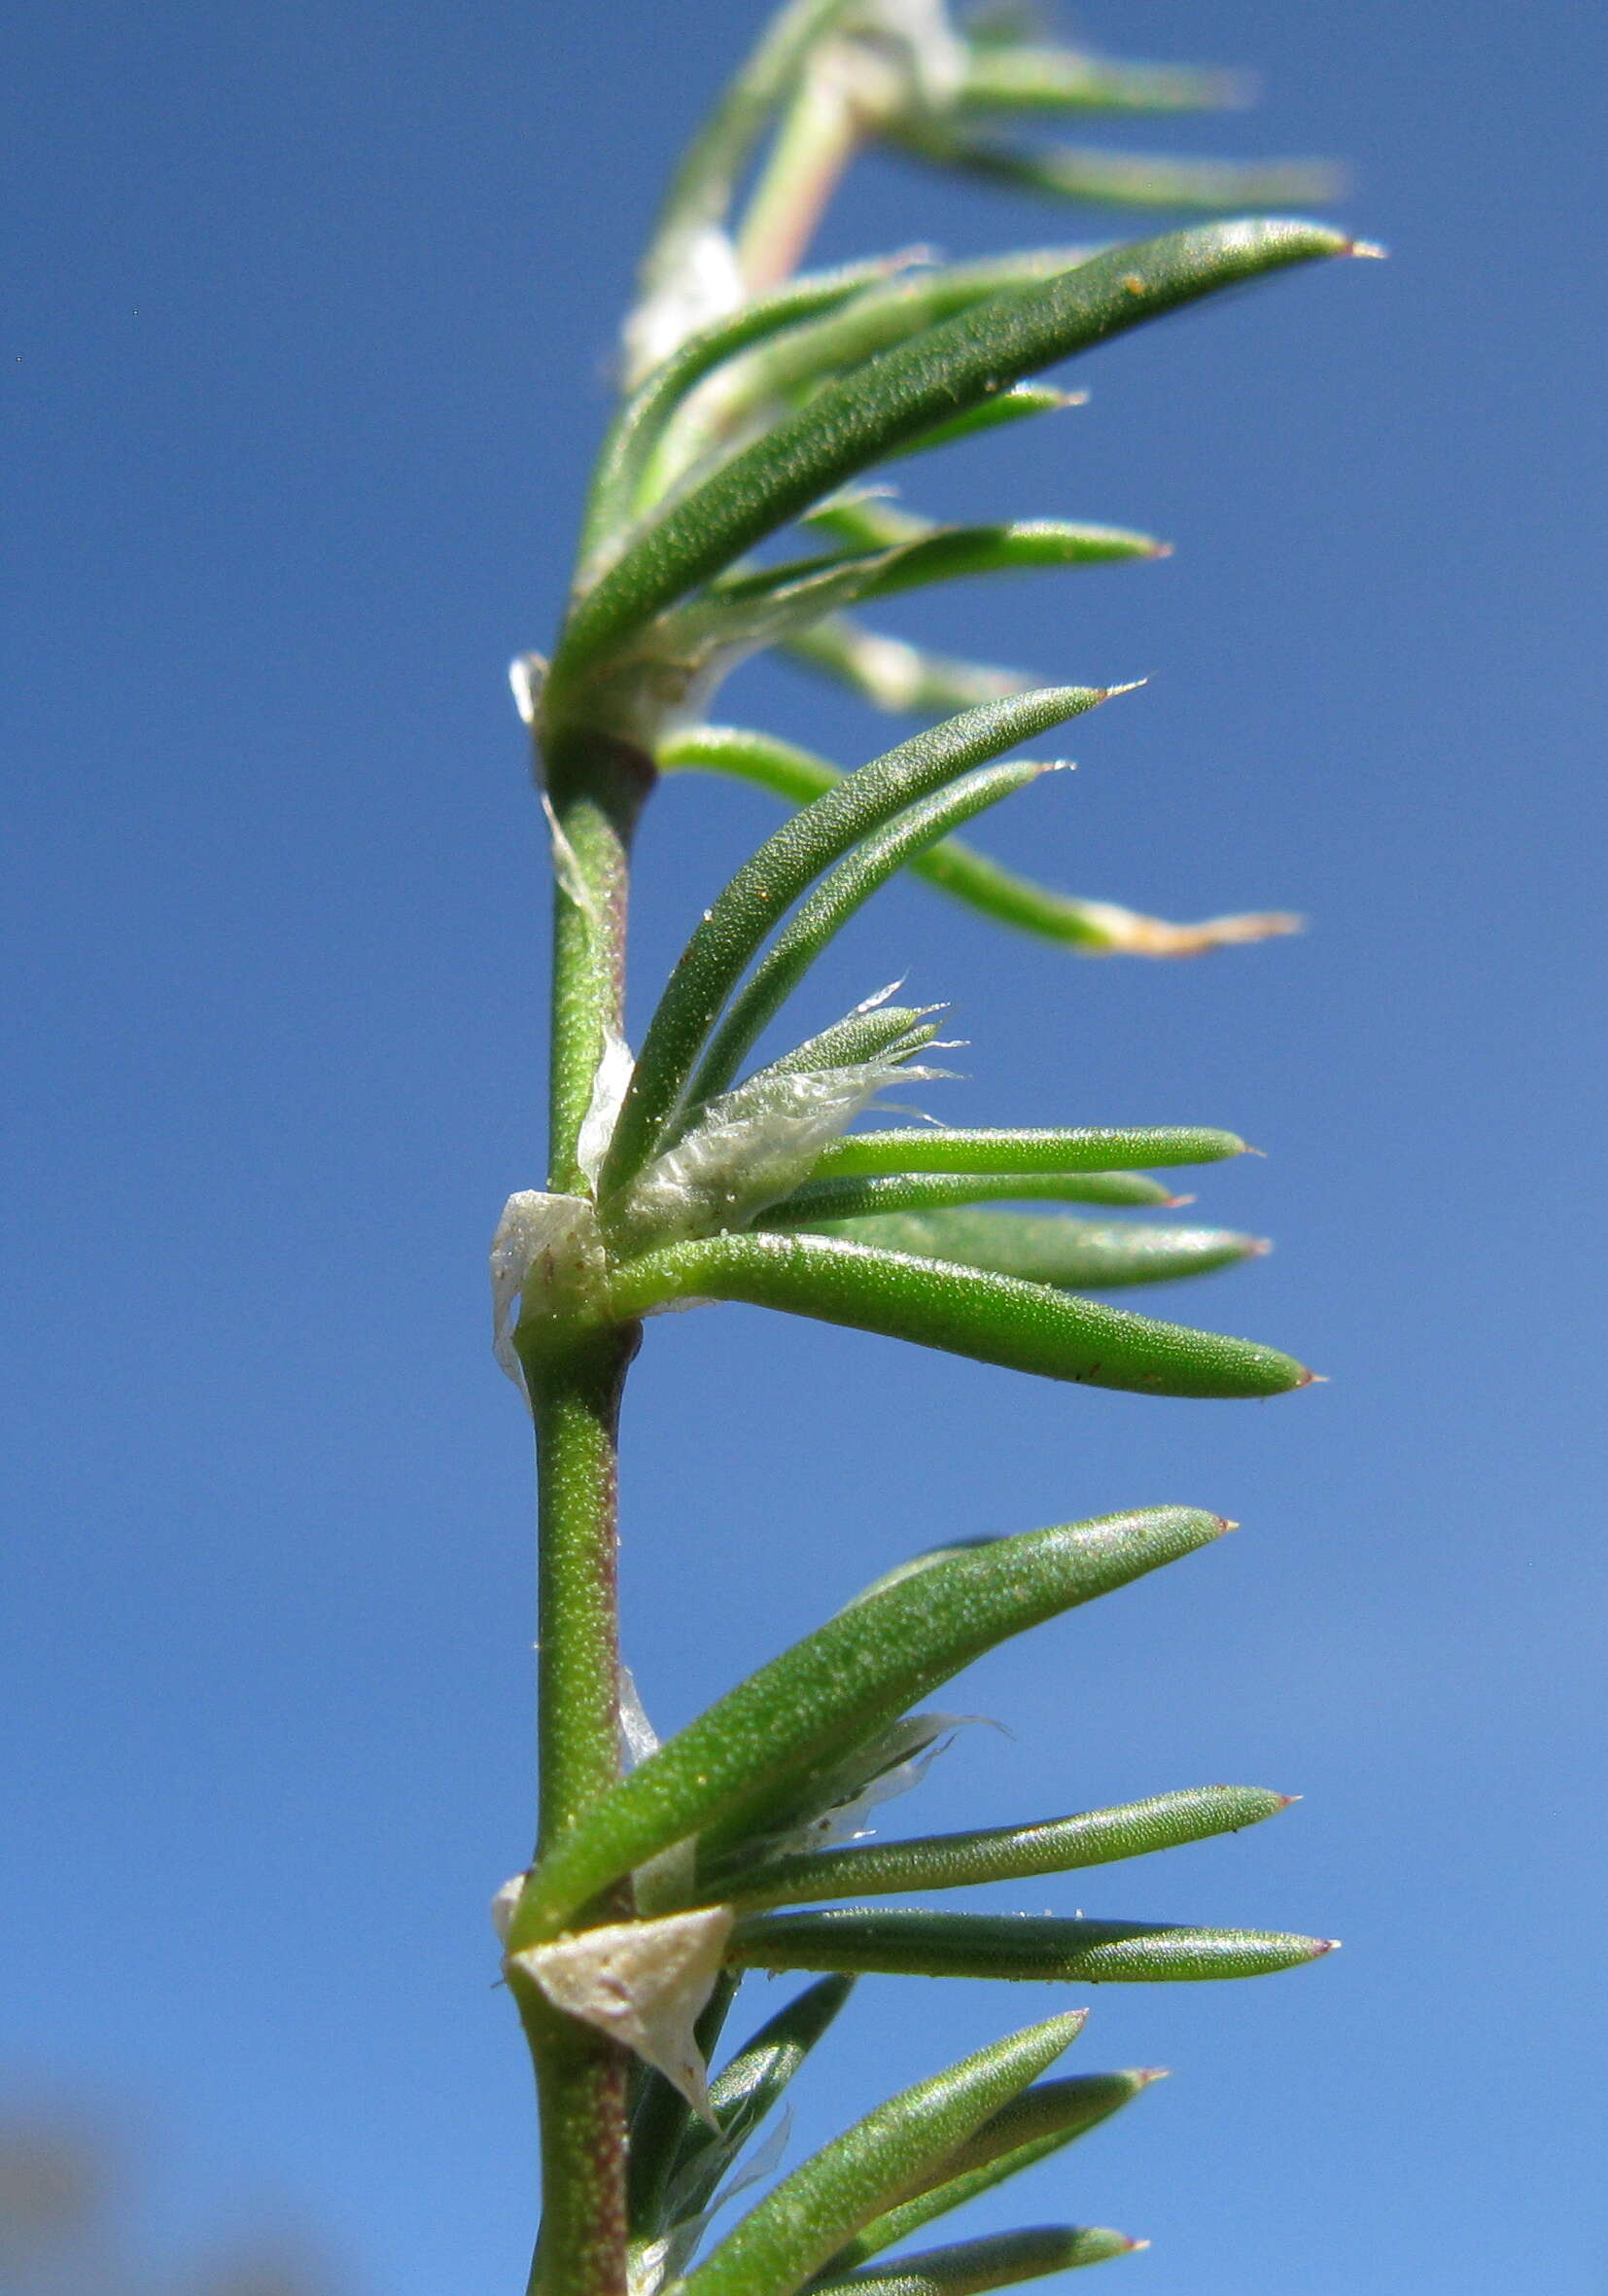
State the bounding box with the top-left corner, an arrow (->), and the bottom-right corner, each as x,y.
512,1507 -> 1225,1936
557,223 -> 1352,695
674,2011 -> 1092,2296
1346,238 -> 1388,258
613,1229 -> 1310,1398
728,1910 -> 1332,1985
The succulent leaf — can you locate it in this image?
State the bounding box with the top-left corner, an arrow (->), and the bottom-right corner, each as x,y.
804,2224 -> 1138,2295
953,40 -> 1248,118
761,1172 -> 1183,1219
506,1508 -> 1227,1944
726,1909 -> 1337,1983
777,1210 -> 1261,1289
822,2073 -> 1161,2271
597,688 -> 1108,1195
686,757 -> 1049,1104
878,383 -> 1080,464
636,250 -> 1092,517
585,256 -> 919,577
548,220 -> 1355,703
671,2014 -> 1087,2296
810,1127 -> 1247,1177
704,1784 -> 1292,1910
607,1229 -> 1309,1398
892,124 -> 1340,214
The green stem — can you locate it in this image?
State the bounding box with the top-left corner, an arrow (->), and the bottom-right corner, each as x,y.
520,1982 -> 632,2296
636,0 -> 855,316
521,724 -> 653,2296
518,1317 -> 642,2296
528,1333 -> 638,1856
542,727 -> 654,1192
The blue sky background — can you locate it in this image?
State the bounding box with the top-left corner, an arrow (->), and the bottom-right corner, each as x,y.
4,2 -> 1604,2290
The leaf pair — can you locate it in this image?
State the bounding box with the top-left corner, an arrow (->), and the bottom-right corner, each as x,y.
638,1976 -> 1158,2296
648,512 -> 1155,718
623,249 -> 1090,538
814,2070 -> 1162,2278
674,2011 -> 1099,2296
546,221 -> 1357,725
510,1505 -> 1258,1946
509,1509 -> 1213,1944
560,686 -> 1309,1403
597,687 -> 1104,1197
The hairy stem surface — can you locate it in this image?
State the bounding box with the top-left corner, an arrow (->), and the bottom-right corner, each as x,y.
523,725 -> 651,2296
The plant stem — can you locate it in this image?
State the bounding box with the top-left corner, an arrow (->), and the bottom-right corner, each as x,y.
529,1332 -> 638,1858
542,728 -> 653,1194
635,0 -> 856,325
737,50 -> 864,291
518,725 -> 653,2296
520,1983 -> 631,2296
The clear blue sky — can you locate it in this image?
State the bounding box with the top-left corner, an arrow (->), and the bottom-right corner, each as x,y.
4,3 -> 1603,2290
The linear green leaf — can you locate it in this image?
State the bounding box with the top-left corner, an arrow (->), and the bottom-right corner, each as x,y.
673,2014 -> 1086,2296
660,727 -> 1301,950
882,384 -> 1077,463
760,1012 -> 941,1084
608,1230 -> 1309,1397
597,688 -> 1106,1194
807,2225 -> 1138,2296
824,2074 -> 1160,2272
688,759 -> 1050,1103
582,258 -> 918,571
937,2073 -> 1157,2184
956,43 -> 1249,117
641,252 -> 1091,506
783,1211 -> 1262,1290
644,547 -> 923,684
761,1172 -> 1183,1219
897,126 -> 1340,214
902,844 -> 1302,953
785,618 -> 1032,718
549,221 -> 1355,693
507,1508 -> 1227,1945
646,1975 -> 856,2237
705,1786 -> 1291,1910
728,1910 -> 1337,1983
712,520 -> 1166,617
800,492 -> 1148,564
756,1166 -> 1174,1221
865,520 -> 1162,583
756,1006 -> 943,1081
811,1127 -> 1247,1178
